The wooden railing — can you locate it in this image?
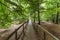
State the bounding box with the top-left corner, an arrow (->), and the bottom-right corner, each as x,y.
33,23 -> 59,40
6,21 -> 28,40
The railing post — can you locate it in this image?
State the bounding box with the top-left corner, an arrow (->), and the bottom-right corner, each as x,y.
22,24 -> 25,40
15,29 -> 18,40
23,24 -> 24,36
44,32 -> 46,40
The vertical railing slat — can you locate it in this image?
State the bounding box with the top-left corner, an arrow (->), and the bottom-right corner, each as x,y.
15,29 -> 18,40
44,32 -> 46,40
21,24 -> 25,40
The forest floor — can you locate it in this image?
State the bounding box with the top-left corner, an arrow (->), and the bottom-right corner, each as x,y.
40,21 -> 60,39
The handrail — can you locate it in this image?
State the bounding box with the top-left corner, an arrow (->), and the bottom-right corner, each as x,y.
33,23 -> 59,40
6,20 -> 28,40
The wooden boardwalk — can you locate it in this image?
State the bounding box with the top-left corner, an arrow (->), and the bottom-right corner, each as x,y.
24,23 -> 38,40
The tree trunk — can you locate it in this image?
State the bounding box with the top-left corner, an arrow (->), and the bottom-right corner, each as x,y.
51,14 -> 55,23
56,13 -> 59,24
34,13 -> 36,23
55,3 -> 59,24
38,3 -> 40,24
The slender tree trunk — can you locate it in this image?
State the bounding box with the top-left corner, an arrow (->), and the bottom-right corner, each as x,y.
38,9 -> 40,24
56,12 -> 59,24
34,12 -> 36,23
51,14 -> 55,23
55,3 -> 59,24
52,18 -> 55,23
38,3 -> 40,24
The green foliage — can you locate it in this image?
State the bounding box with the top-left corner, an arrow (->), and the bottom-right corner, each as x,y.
0,0 -> 60,28
0,0 -> 28,28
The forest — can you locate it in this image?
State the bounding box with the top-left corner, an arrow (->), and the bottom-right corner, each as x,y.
0,0 -> 60,40
0,0 -> 60,28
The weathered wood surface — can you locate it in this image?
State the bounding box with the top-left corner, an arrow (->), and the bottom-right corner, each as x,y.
24,22 -> 38,40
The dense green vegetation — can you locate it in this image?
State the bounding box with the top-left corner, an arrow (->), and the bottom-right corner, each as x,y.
0,0 -> 60,28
